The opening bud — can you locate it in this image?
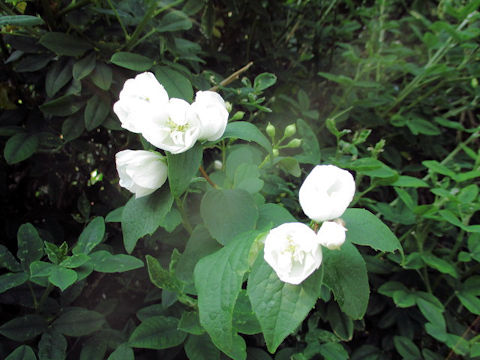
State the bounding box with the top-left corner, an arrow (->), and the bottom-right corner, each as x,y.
266,122 -> 276,139
283,124 -> 296,138
286,138 -> 302,148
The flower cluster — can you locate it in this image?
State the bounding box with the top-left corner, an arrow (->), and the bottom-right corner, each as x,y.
113,72 -> 229,198
264,165 -> 355,285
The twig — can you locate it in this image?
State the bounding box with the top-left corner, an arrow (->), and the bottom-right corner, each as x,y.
199,166 -> 217,188
209,61 -> 254,92
445,316 -> 480,360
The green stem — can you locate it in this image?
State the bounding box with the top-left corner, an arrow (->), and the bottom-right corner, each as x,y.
124,0 -> 184,51
57,0 -> 93,17
28,282 -> 39,310
382,12 -> 474,116
106,0 -> 130,42
37,283 -> 54,312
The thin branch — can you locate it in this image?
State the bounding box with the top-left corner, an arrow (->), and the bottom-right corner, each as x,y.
199,166 -> 217,189
209,61 -> 254,92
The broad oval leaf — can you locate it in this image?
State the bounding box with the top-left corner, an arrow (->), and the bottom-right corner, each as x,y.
167,143 -> 203,198
247,253 -> 323,353
110,52 -> 153,71
4,133 -> 39,164
157,11 -> 193,32
154,66 -> 193,101
0,314 -> 47,341
128,316 -> 186,349
89,251 -> 144,273
342,208 -> 402,253
84,95 -> 110,131
121,187 -> 174,253
53,309 -> 105,336
323,242 -> 369,319
39,32 -> 92,57
200,189 -> 258,245
194,231 -> 260,360
221,122 -> 272,152
0,272 -> 29,294
5,345 -> 37,360
38,330 -> 67,360
17,223 -> 44,269
73,216 -> 105,255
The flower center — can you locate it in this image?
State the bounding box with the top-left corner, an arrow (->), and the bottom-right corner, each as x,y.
167,119 -> 190,132
282,236 -> 304,263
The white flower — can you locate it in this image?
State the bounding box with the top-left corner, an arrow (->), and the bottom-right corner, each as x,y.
299,165 -> 355,222
113,72 -> 169,133
264,222 -> 322,285
140,98 -> 201,154
317,221 -> 347,250
191,91 -> 229,141
115,150 -> 168,198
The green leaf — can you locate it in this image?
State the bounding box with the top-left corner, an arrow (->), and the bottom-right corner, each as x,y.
73,216 -> 105,255
146,255 -> 182,292
167,143 -> 202,197
323,242 -> 369,319
90,63 -> 112,91
79,337 -> 107,360
154,66 -> 193,101
233,290 -> 262,335
5,345 -> 37,360
178,311 -> 204,335
128,316 -> 187,349
73,53 -> 96,80
40,95 -> 84,116
157,11 -> 193,32
89,251 -> 144,273
106,344 -> 134,360
318,72 -> 354,86
0,314 -> 47,341
0,15 -> 44,26
247,253 -> 323,353
233,163 -> 264,193
4,133 -> 39,164
60,254 -> 89,268
17,223 -> 44,270
422,160 -> 456,179
0,245 -> 21,272
406,117 -> 441,136
176,225 -> 221,284
39,32 -> 92,57
392,176 -> 429,188
110,52 -> 153,71
185,334 -> 220,360
0,272 -> 29,294
49,266 -> 77,291
45,59 -> 73,98
38,330 -> 67,360
200,189 -> 258,245
194,231 -> 260,360
457,291 -> 480,315
121,187 -> 174,253
422,253 -> 458,278
253,73 -> 277,92
221,122 -> 272,152
416,297 -> 445,329
84,95 -> 110,131
342,209 -> 401,253
393,336 -> 421,359
276,157 -> 301,177
326,302 -> 353,341
53,309 -> 105,336
256,203 -> 296,230
295,118 -> 321,165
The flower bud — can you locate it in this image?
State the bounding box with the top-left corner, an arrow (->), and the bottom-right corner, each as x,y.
115,150 -> 168,198
272,148 -> 280,157
214,160 -> 223,170
192,91 -> 229,142
264,222 -> 322,285
285,138 -> 302,148
316,221 -> 347,250
283,124 -> 296,138
299,165 -> 355,222
266,122 -> 276,139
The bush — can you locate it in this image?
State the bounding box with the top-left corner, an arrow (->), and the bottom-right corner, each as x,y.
1,0 -> 479,359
